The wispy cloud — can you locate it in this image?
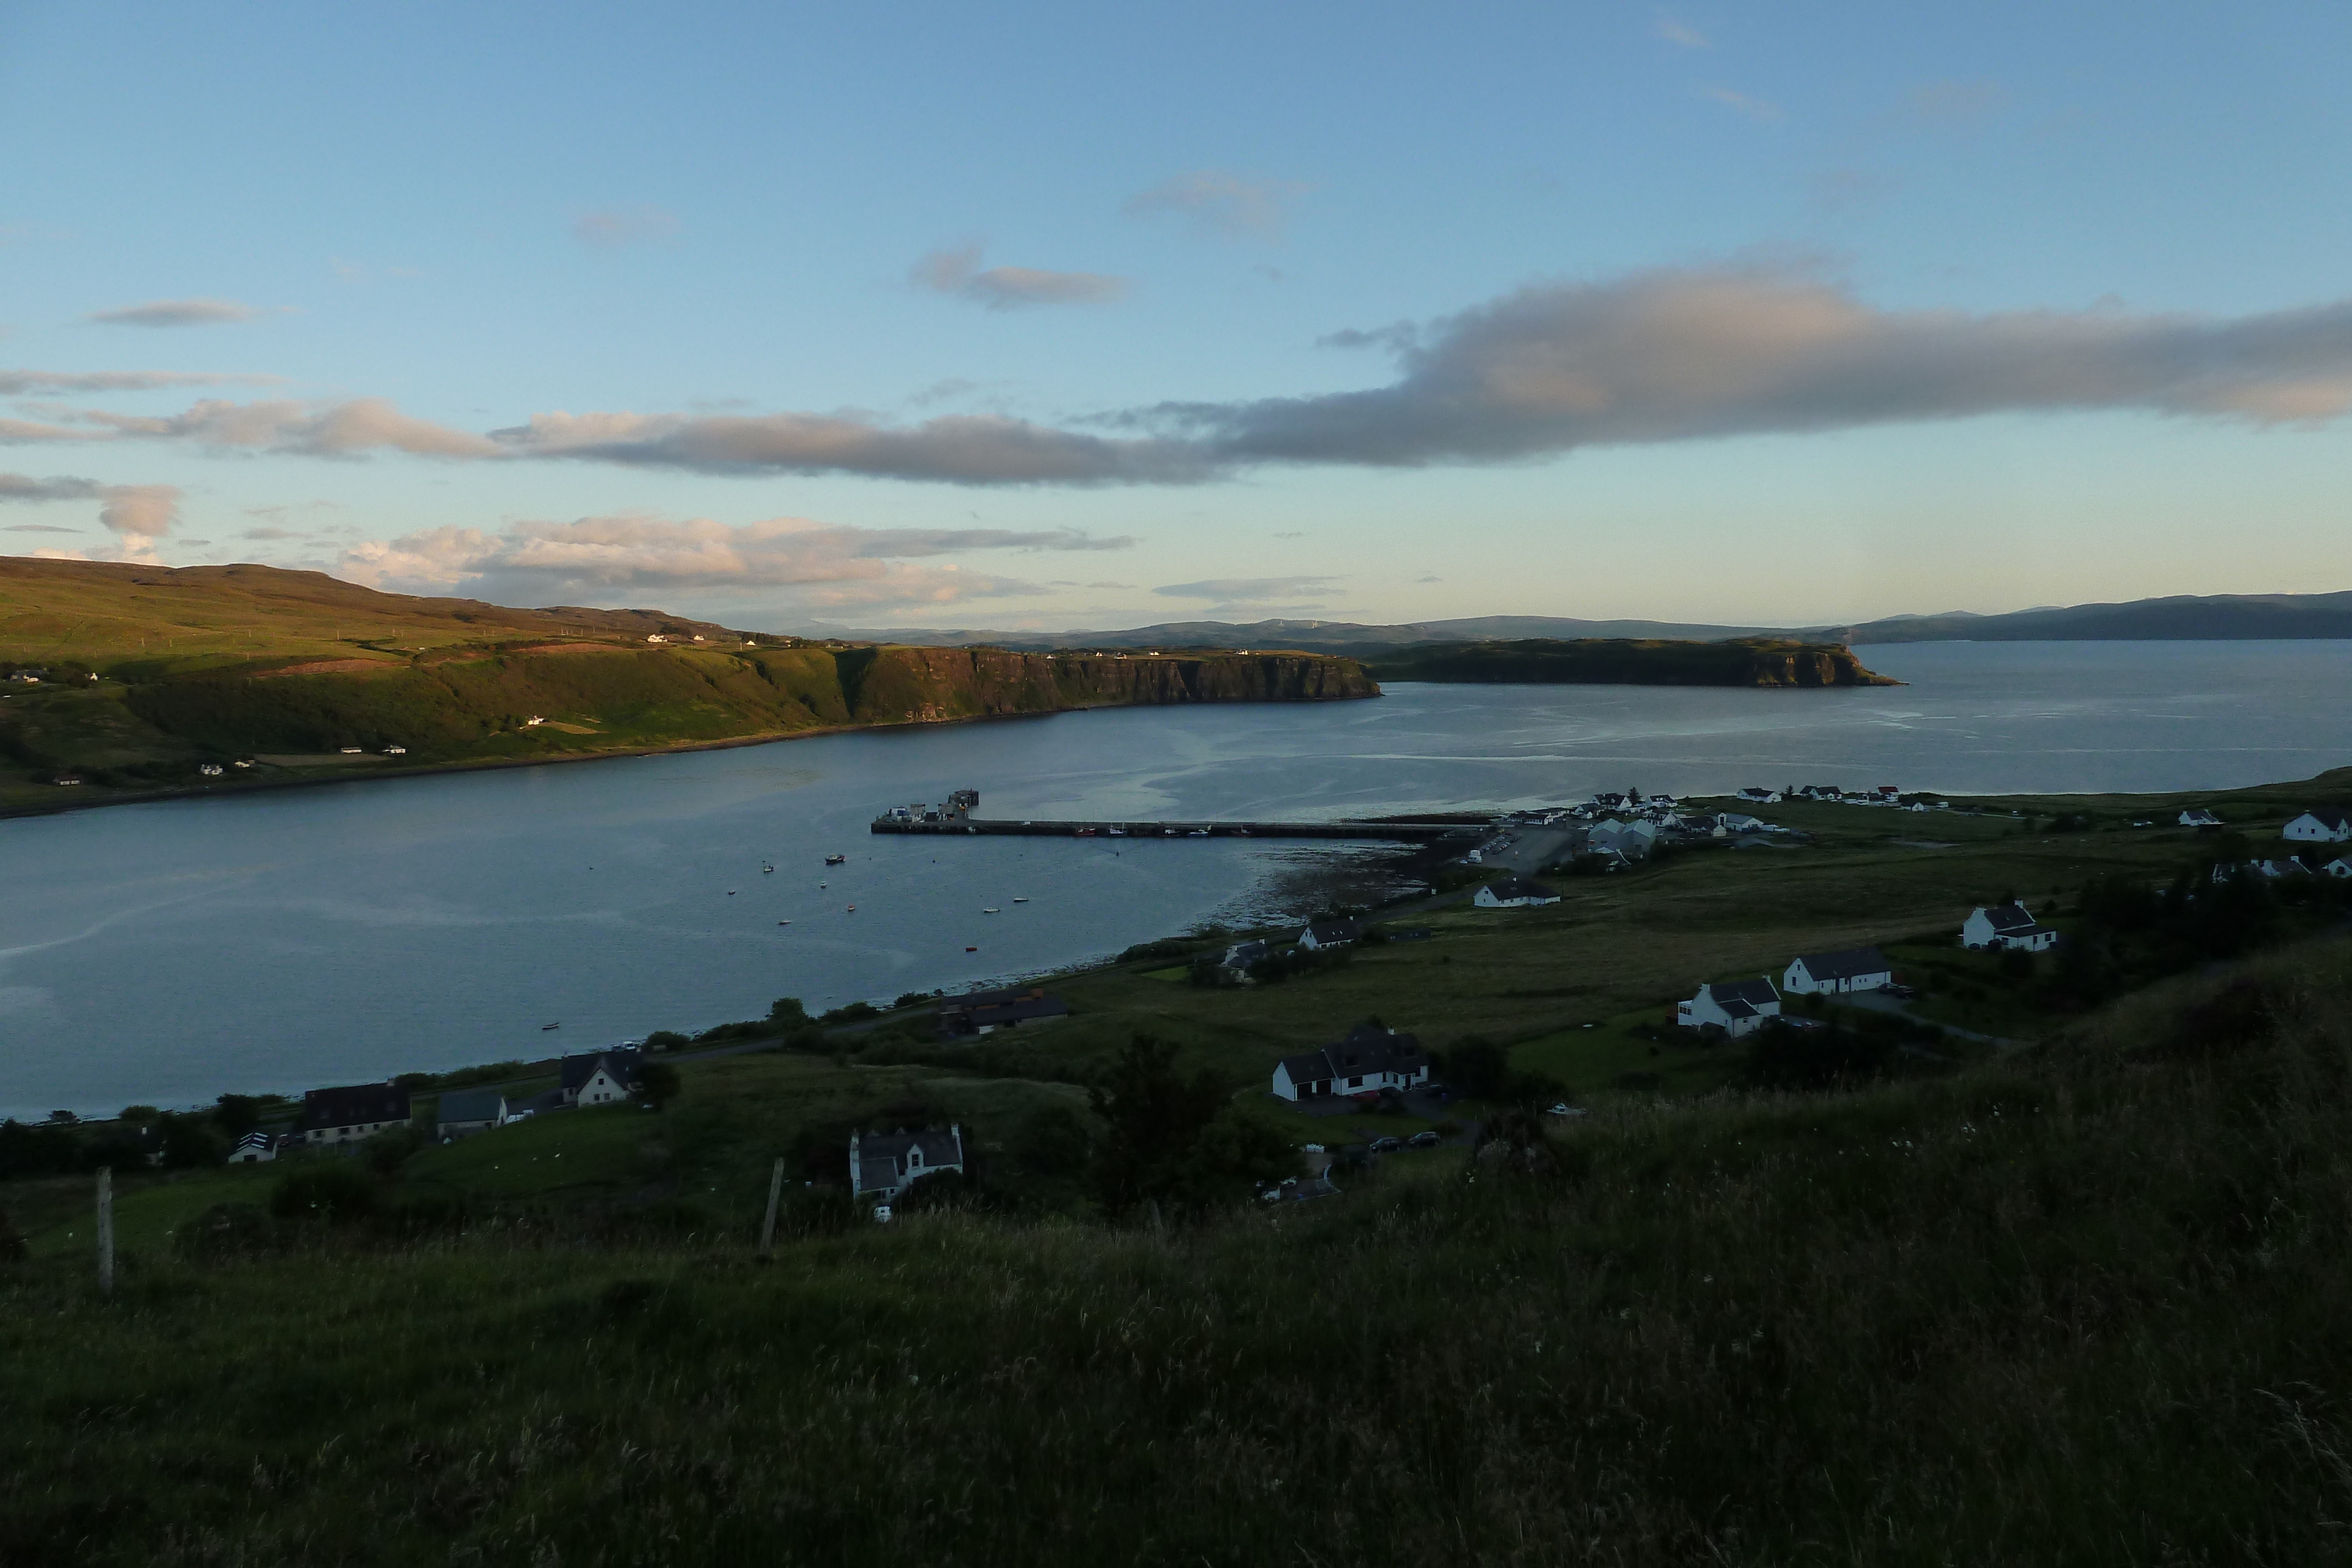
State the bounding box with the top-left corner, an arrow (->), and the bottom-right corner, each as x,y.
572,207 -> 679,248
1124,170 -> 1308,239
336,511 -> 1118,608
1152,574 -> 1342,614
1704,86 -> 1783,122
0,369 -> 279,396
0,471 -> 181,557
1655,14 -> 1709,48
910,244 -> 1127,310
84,298 -> 269,329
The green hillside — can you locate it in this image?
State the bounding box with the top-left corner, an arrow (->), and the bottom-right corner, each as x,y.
0,557 -> 1376,811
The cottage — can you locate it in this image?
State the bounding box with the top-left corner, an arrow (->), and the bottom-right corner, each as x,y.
1272,1024 -> 1429,1102
850,1125 -> 965,1198
2253,858 -> 2313,880
2283,809 -> 2352,843
1298,920 -> 1358,951
1962,903 -> 2059,952
936,985 -> 1070,1038
1677,978 -> 1782,1037
1783,946 -> 1893,995
1221,939 -> 1271,971
1474,876 -> 1560,909
225,1131 -> 279,1164
561,1049 -> 642,1106
435,1088 -> 509,1139
2178,808 -> 2223,829
1715,813 -> 1768,834
2324,857 -> 2352,881
1735,787 -> 1783,804
296,1082 -> 413,1146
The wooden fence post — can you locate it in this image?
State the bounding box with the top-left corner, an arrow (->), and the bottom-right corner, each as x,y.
96,1167 -> 114,1298
760,1157 -> 786,1251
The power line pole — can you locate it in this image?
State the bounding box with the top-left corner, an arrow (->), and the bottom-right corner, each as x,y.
760,1157 -> 786,1251
96,1168 -> 114,1298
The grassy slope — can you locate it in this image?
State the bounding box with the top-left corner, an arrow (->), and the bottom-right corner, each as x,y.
4,938 -> 2349,1564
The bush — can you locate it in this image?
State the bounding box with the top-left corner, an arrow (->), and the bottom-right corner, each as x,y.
1011,1102 -> 1091,1179
0,1205 -> 26,1263
270,1160 -> 382,1223
644,1030 -> 690,1051
819,1001 -> 880,1025
360,1124 -> 426,1176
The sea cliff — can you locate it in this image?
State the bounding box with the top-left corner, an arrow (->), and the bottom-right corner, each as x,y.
1364,637 -> 1899,688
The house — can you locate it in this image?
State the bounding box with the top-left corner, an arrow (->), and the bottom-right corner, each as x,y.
1716,813 -> 1768,834
1298,920 -> 1357,951
850,1125 -> 964,1198
560,1049 -> 642,1106
2324,858 -> 2352,881
2179,808 -> 2223,829
225,1131 -> 279,1164
1962,903 -> 2059,952
1735,787 -> 1783,804
2283,810 -> 2352,843
937,985 -> 1070,1038
1783,946 -> 1893,995
296,1082 -> 413,1146
435,1088 -> 509,1139
1587,818 -> 1657,858
1272,1024 -> 1429,1101
1474,876 -> 1559,909
1677,978 -> 1782,1037
2253,858 -> 2313,880
1221,939 -> 1271,971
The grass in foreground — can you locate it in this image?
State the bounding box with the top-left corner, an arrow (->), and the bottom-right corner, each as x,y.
5,937 -> 2350,1564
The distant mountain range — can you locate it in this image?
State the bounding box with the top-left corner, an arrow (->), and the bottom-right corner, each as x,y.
792,591 -> 2352,652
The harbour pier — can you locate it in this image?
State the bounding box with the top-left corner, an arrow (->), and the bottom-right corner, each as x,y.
870,789 -> 1472,844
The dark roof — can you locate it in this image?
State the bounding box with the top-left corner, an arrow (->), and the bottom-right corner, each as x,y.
2298,808 -> 2352,830
1793,946 -> 1890,981
1223,940 -> 1270,965
1719,998 -> 1758,1020
560,1048 -> 642,1091
1322,1024 -> 1428,1078
1278,1050 -> 1334,1084
296,1082 -> 412,1131
1483,876 -> 1558,901
954,995 -> 1070,1029
937,984 -> 1049,1011
436,1088 -> 507,1124
1979,903 -> 2037,932
1301,920 -> 1357,942
854,1126 -> 965,1189
1706,978 -> 1780,1009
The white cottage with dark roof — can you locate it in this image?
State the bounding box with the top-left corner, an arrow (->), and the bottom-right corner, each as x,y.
1272,1025 -> 1429,1102
296,1082 -> 413,1146
1677,978 -> 1781,1037
1962,903 -> 2059,952
1782,946 -> 1893,995
2284,809 -> 2352,843
851,1125 -> 965,1198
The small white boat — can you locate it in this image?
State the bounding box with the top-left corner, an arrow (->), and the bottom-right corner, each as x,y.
777,920 -> 791,926
1012,897 -> 1029,903
983,907 -> 1000,914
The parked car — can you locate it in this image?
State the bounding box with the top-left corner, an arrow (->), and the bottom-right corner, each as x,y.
1884,982 -> 1920,1000
1545,1102 -> 1587,1119
1368,1135 -> 1404,1154
1405,1130 -> 1441,1149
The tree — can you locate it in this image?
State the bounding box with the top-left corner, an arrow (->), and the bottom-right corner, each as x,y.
768,997 -> 811,1029
1088,1034 -> 1230,1218
1011,1102 -> 1091,1180
212,1094 -> 263,1141
633,1062 -> 681,1114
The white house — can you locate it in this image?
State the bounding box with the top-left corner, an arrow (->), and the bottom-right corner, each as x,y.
296,1082 -> 413,1146
225,1131 -> 278,1164
2283,810 -> 2352,843
1962,903 -> 2059,952
1715,813 -> 1769,834
1298,920 -> 1358,951
1475,876 -> 1560,909
2252,858 -> 2313,880
2179,808 -> 2223,829
435,1088 -> 509,1139
1587,818 -> 1657,859
1272,1025 -> 1429,1102
2324,858 -> 2352,881
560,1049 -> 642,1106
1783,946 -> 1893,995
1677,978 -> 1782,1037
1735,787 -> 1783,804
851,1125 -> 964,1198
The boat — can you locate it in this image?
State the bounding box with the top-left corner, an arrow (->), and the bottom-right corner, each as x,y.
824,854 -> 847,865
763,862 -> 774,873
541,1022 -> 559,1031
965,945 -> 978,952
983,907 -> 1000,914
1188,828 -> 1210,836
846,905 -> 856,912
1074,827 -> 1096,837
1012,897 -> 1029,903
777,920 -> 791,926
1107,828 -> 1127,837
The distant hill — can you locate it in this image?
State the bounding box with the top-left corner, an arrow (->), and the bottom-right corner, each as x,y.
1365,638 -> 1899,688
804,590 -> 2352,653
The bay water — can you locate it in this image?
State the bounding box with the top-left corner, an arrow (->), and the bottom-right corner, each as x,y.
3,638 -> 2347,1116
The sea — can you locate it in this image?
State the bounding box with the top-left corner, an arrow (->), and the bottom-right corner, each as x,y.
4,638 -> 2348,1117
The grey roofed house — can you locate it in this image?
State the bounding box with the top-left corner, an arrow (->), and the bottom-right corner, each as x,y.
851,1125 -> 965,1197
1795,946 -> 1890,980
1273,1024 -> 1430,1101
1222,939 -> 1271,968
1475,875 -> 1560,907
296,1082 -> 412,1137
1299,920 -> 1358,949
1980,904 -> 2036,933
435,1088 -> 507,1135
1709,978 -> 1782,1011
560,1048 -> 642,1096
937,987 -> 1070,1037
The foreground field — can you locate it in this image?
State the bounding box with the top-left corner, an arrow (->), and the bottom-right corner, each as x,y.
4,937 -> 2350,1565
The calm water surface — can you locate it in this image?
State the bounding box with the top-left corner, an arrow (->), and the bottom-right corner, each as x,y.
4,639 -> 2347,1115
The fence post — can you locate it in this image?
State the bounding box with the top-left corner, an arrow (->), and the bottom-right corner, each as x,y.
96,1167 -> 115,1298
760,1157 -> 786,1251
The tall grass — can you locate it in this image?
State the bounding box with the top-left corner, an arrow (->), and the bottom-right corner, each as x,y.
4,940 -> 2351,1564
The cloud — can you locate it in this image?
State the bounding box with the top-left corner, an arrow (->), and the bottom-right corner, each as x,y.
1124,170 -> 1307,239
1655,14 -> 1709,47
336,513 -> 1126,606
0,471 -> 180,557
1705,87 -> 1783,122
240,526 -> 304,540
4,523 -> 82,533
85,298 -> 267,329
39,396 -> 502,458
0,369 -> 279,396
492,408 -> 1204,483
1415,574 -> 1442,583
572,208 -> 679,248
1154,575 -> 1341,608
910,244 -> 1127,310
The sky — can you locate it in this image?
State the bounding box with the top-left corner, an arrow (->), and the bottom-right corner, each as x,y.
2,0 -> 2349,633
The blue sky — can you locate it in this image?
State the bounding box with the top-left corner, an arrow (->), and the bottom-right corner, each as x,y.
2,1 -> 2348,630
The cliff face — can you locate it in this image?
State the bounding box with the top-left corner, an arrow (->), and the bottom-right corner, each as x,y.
1365,638 -> 1899,688
1050,651 -> 1379,707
